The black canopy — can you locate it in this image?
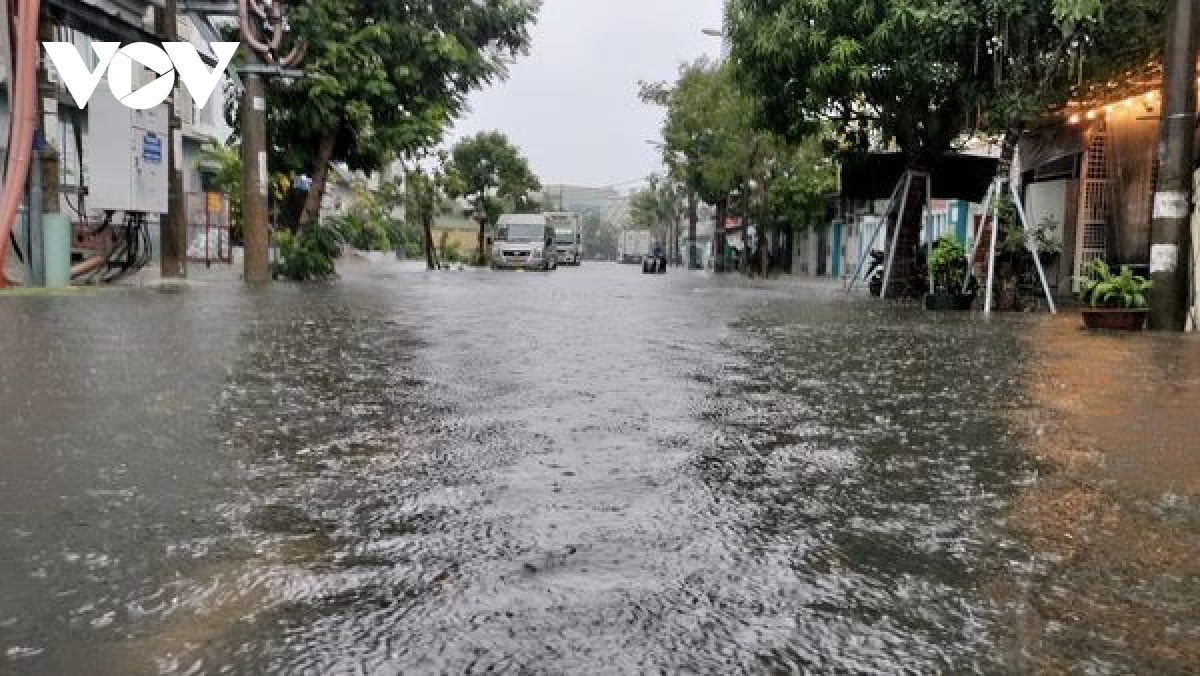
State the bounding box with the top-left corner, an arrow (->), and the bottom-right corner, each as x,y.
839,153 -> 999,202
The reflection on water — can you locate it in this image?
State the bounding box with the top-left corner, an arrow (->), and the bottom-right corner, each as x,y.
2,266 -> 1198,674
1010,318 -> 1200,673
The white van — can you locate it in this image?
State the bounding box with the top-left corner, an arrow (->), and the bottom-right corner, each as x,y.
491,214 -> 558,271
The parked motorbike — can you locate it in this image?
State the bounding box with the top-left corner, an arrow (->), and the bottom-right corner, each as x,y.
864,248 -> 930,298
865,250 -> 886,297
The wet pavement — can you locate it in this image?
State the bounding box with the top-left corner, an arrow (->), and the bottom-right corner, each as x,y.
1,261 -> 1197,674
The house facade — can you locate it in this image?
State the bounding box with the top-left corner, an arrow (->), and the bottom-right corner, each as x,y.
2,7 -> 236,270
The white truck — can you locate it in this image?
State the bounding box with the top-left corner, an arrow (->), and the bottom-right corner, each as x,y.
618,229 -> 653,264
491,213 -> 557,271
546,212 -> 583,266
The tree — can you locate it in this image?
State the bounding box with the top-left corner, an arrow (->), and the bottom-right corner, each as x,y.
726,0 -> 1166,293
405,164 -> 446,270
443,131 -> 541,264
582,212 -> 618,260
231,0 -> 540,229
200,143 -> 294,246
331,178 -> 414,254
641,59 -> 769,271
629,176 -> 684,262
642,59 -> 836,274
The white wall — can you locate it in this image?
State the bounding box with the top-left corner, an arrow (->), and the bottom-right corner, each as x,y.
1025,180 -> 1068,250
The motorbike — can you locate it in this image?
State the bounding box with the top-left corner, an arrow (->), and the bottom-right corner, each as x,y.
865,249 -> 886,297
642,254 -> 667,274
864,247 -> 930,298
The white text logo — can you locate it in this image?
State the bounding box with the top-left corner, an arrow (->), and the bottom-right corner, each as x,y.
42,42 -> 239,109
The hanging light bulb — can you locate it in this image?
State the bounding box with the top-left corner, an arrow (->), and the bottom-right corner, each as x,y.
1086,110 -> 1097,120
1068,113 -> 1082,125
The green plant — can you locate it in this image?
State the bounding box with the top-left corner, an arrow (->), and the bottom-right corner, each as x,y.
273,224 -> 344,281
438,231 -> 464,263
1079,260 -> 1153,309
996,197 -> 1061,256
927,234 -> 968,292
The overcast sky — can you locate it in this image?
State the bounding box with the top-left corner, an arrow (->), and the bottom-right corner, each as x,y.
446,0 -> 725,191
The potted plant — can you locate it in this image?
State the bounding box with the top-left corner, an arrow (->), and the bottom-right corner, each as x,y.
925,234 -> 975,311
1078,260 -> 1153,330
991,198 -> 1063,311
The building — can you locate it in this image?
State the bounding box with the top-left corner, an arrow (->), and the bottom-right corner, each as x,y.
1,1 -> 237,275
795,153 -> 998,283
539,184 -> 623,215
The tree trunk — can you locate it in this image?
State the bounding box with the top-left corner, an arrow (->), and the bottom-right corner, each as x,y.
714,200 -> 728,272
422,208 -> 439,270
687,188 -> 698,268
884,171 -> 930,299
758,223 -> 769,278
476,217 -> 486,266
298,134 -> 337,229
758,176 -> 771,278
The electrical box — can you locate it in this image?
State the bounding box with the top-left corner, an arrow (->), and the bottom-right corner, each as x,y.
84,81 -> 169,214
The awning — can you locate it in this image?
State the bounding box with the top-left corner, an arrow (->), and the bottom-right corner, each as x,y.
839,153 -> 999,202
1019,125 -> 1085,175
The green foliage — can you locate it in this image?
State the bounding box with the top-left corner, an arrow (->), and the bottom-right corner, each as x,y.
927,234 -> 968,291
273,225 -> 344,281
442,131 -> 540,263
1079,260 -> 1153,309
640,60 -> 762,207
726,0 -> 1166,163
200,144 -> 243,229
582,212 -> 618,259
200,144 -> 297,242
767,136 -> 837,228
641,61 -> 835,232
438,231 -> 464,263
443,131 -> 541,219
229,0 -> 539,222
329,180 -> 415,252
629,176 -> 681,236
996,196 -> 1062,255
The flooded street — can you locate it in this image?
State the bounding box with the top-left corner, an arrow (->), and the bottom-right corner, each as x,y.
2,262 -> 1198,674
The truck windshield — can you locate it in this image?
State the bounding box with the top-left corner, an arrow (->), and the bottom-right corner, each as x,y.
554,229 -> 575,244
498,224 -> 543,242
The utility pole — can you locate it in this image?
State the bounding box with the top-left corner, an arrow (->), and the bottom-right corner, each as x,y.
241,62 -> 269,283
238,0 -> 305,283
161,0 -> 187,278
1149,0 -> 1199,331
26,19 -> 59,287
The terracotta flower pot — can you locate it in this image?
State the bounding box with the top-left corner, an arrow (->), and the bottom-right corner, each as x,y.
1081,308 -> 1148,331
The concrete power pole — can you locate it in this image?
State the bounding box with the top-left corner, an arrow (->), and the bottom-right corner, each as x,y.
1150,0 -> 1199,331
238,0 -> 305,284
161,0 -> 187,278
241,64 -> 269,282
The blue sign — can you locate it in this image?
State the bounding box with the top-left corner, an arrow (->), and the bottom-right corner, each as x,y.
142,134 -> 162,164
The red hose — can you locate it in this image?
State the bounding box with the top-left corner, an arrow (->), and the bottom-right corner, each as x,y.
0,0 -> 42,287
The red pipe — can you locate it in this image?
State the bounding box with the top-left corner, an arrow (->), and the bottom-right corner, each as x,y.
0,0 -> 41,287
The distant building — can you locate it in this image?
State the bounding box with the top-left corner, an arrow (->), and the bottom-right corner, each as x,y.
539,184 -> 623,214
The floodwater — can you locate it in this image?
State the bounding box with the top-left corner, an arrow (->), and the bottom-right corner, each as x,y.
1,261 -> 1197,674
